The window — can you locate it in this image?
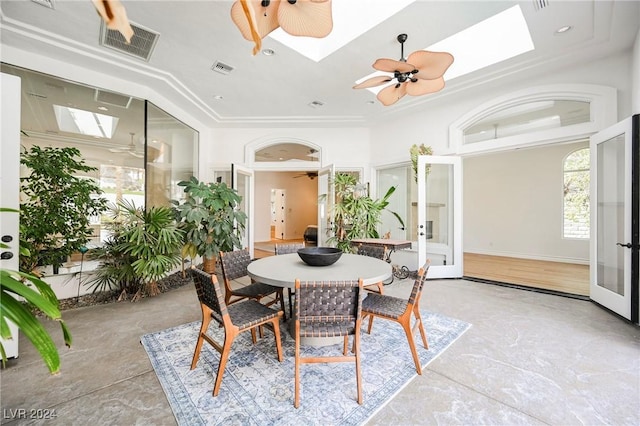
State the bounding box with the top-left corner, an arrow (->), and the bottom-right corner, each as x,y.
563,148 -> 590,239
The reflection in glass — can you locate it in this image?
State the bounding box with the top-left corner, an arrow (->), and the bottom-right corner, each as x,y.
597,134 -> 625,295
464,100 -> 591,144
255,143 -> 318,162
146,102 -> 198,208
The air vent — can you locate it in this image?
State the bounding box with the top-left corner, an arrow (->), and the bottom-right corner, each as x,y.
532,0 -> 549,11
211,61 -> 234,75
94,89 -> 132,108
31,0 -> 55,9
99,21 -> 159,61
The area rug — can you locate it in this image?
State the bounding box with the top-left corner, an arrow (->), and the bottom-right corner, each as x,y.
141,311 -> 471,426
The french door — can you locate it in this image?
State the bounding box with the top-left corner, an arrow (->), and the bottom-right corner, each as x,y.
232,163 -> 254,256
589,114 -> 639,323
417,155 -> 463,278
317,164 -> 334,247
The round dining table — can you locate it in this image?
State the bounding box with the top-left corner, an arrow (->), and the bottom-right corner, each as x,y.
247,252 -> 392,289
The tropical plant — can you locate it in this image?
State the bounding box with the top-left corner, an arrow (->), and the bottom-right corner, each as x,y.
328,173 -> 405,252
173,177 -> 247,273
20,146 -> 107,274
0,208 -> 72,374
410,143 -> 433,182
85,200 -> 183,301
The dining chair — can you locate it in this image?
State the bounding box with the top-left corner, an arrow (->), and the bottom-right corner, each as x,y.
189,267 -> 284,396
361,260 -> 431,374
219,248 -> 287,320
293,278 -> 364,408
274,242 -> 305,317
355,243 -> 387,294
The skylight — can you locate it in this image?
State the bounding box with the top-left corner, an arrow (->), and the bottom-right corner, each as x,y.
53,105 -> 118,138
269,0 -> 416,62
356,5 -> 535,94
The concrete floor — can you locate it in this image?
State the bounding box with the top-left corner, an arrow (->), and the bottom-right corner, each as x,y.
1,277 -> 639,425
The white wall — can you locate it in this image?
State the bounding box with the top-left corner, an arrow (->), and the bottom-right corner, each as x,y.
463,141 -> 590,263
202,127 -> 371,181
254,171 -> 317,242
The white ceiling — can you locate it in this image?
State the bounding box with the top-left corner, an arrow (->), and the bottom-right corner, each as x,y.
1,0 -> 639,139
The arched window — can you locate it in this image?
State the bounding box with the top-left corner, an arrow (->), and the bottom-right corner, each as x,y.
563,148 -> 590,239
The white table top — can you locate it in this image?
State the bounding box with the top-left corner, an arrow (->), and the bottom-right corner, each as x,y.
247,253 -> 392,289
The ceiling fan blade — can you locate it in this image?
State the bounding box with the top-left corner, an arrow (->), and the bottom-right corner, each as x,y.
407,50 -> 454,80
377,83 -> 407,106
278,0 -> 333,38
92,0 -> 134,43
373,58 -> 415,74
405,77 -> 446,96
353,75 -> 393,89
231,0 -> 280,42
129,151 -> 144,158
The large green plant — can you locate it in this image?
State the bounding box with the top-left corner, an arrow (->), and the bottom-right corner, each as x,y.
0,208 -> 72,374
328,173 -> 405,252
86,200 -> 183,301
20,146 -> 107,273
173,177 -> 247,272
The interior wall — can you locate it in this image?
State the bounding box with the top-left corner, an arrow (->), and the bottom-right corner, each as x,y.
463,140 -> 589,263
254,171 -> 317,242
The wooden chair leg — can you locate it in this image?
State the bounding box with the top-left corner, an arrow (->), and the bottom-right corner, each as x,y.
401,319 -> 422,374
367,314 -> 375,334
354,332 -> 363,405
413,307 -> 429,349
213,331 -> 236,396
294,325 -> 301,408
377,282 -> 384,294
272,317 -> 283,362
191,306 -> 211,369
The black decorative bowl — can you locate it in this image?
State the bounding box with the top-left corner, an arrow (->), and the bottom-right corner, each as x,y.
297,247 -> 343,266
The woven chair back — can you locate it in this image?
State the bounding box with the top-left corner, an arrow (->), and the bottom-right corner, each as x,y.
190,267 -> 227,324
408,260 -> 431,306
295,280 -> 362,326
274,242 -> 305,255
219,249 -> 251,281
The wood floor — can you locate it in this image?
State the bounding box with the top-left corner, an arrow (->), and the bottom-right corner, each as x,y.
464,253 -> 590,296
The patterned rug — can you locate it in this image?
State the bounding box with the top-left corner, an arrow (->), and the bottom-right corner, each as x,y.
141,311 -> 471,426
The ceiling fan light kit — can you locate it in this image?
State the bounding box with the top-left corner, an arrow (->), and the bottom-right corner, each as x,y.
231,0 -> 333,55
354,33 -> 454,106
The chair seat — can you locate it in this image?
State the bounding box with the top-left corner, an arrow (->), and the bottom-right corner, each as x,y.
362,293 -> 408,319
298,320 -> 357,338
227,300 -> 281,329
232,282 -> 280,299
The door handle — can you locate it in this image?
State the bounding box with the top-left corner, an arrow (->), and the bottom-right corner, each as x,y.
616,242 -> 639,249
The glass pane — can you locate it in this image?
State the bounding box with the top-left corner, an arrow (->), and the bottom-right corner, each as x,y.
597,134 -> 625,295
563,148 -> 590,239
464,100 -> 591,144
377,165 -> 412,241
255,143 -> 318,162
236,171 -> 251,249
146,102 -> 198,208
423,163 -> 453,266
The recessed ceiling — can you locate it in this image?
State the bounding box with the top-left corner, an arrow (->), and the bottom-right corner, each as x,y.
0,0 -> 638,127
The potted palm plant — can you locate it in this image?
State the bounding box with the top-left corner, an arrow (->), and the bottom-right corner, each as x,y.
85,200 -> 183,301
328,173 -> 405,252
172,177 -> 247,273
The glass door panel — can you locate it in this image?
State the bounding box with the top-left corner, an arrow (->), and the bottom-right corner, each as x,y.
317,164 -> 334,247
417,156 -> 463,278
590,114 -> 639,323
232,164 -> 254,256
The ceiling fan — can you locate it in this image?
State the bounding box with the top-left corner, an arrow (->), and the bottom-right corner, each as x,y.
353,33 -> 454,106
231,0 -> 333,55
293,171 -> 318,179
109,132 -> 143,158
